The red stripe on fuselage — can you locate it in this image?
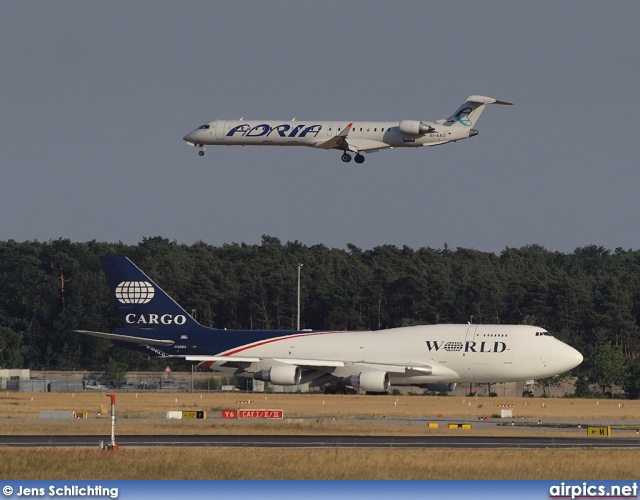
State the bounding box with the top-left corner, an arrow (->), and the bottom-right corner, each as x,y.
221,331 -> 337,356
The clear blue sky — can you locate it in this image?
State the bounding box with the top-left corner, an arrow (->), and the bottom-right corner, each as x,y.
2,1 -> 639,253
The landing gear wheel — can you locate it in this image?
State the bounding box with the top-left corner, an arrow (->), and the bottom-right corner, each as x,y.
354,154 -> 365,164
198,150 -> 205,156
341,153 -> 352,163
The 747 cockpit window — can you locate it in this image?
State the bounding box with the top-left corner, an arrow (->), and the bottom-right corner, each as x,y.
198,124 -> 210,130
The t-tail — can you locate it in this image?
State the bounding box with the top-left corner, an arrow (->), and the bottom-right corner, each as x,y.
442,95 -> 513,133
100,256 -> 202,332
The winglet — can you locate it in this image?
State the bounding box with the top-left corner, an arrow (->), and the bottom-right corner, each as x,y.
339,123 -> 353,136
314,123 -> 353,150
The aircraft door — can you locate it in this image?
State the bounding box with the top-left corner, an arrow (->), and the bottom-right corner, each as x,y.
465,326 -> 477,342
326,125 -> 335,138
215,120 -> 227,140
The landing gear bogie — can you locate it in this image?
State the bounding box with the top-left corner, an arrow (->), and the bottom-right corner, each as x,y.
324,385 -> 357,395
341,153 -> 352,163
354,154 -> 365,164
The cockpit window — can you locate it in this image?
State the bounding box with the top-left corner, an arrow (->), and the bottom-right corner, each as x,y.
535,331 -> 554,337
198,124 -> 210,130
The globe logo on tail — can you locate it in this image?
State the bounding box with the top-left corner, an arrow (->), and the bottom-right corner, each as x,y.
115,281 -> 155,304
455,107 -> 473,126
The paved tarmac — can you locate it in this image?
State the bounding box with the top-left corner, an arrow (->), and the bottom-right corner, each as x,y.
1,433 -> 639,449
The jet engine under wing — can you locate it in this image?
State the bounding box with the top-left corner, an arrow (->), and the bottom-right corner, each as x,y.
315,123 -> 353,150
74,330 -> 175,346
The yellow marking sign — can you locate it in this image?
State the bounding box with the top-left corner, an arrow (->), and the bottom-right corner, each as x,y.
447,423 -> 472,429
182,410 -> 206,419
587,426 -> 610,437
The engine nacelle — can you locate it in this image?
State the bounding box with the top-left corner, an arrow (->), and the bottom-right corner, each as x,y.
348,371 -> 390,392
399,120 -> 434,136
253,365 -> 301,385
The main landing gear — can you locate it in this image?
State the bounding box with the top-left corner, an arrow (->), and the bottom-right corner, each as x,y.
341,152 -> 365,164
324,385 -> 358,395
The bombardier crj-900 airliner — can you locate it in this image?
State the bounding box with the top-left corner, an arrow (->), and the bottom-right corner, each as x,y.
183,95 -> 512,163
76,257 -> 582,394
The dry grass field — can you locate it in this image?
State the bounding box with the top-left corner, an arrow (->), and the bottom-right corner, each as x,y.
3,391 -> 640,422
1,391 -> 639,480
1,448 -> 639,480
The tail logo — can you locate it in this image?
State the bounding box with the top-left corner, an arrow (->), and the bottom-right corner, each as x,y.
115,281 -> 155,304
455,107 -> 473,126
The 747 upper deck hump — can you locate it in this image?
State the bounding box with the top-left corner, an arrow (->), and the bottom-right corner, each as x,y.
183,95 -> 512,163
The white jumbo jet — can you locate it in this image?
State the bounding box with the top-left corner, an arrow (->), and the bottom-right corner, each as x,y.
76,257 -> 582,395
183,95 -> 512,163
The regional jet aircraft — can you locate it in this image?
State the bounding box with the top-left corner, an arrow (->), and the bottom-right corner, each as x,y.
76,257 -> 582,395
183,95 -> 512,163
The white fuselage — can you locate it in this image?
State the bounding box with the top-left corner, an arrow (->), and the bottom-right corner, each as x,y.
209,324 -> 583,385
183,119 -> 471,152
182,95 -> 511,162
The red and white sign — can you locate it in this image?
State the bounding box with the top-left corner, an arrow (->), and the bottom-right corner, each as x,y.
221,410 -> 237,419
238,409 -> 283,419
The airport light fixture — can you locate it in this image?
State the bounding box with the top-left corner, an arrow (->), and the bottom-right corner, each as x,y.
297,263 -> 303,330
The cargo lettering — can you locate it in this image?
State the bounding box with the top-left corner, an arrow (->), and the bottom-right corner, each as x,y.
125,313 -> 187,325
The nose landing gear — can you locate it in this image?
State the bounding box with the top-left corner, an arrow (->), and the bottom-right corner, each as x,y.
197,145 -> 205,156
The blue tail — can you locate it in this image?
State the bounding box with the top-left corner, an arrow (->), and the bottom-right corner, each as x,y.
100,256 -> 201,331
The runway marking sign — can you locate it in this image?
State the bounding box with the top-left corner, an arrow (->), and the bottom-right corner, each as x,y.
238,409 -> 283,419
587,426 -> 611,437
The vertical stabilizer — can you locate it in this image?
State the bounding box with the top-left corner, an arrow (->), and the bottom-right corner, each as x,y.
100,256 -> 201,331
443,95 -> 512,128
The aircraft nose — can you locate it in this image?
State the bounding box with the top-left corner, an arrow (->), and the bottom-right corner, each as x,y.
573,348 -> 584,367
183,130 -> 198,143
561,344 -> 583,371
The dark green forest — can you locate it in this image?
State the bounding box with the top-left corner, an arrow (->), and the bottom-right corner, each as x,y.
1,236 -> 639,397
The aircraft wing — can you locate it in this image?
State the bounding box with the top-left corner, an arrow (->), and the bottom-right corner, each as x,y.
181,355 -> 345,369
74,330 -> 175,346
179,354 -> 440,377
314,123 -> 353,150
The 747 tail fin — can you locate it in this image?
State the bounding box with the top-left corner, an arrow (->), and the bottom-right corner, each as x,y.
100,256 -> 201,330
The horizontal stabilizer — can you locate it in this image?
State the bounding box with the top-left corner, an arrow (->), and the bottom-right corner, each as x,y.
74,330 -> 175,346
466,95 -> 513,106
